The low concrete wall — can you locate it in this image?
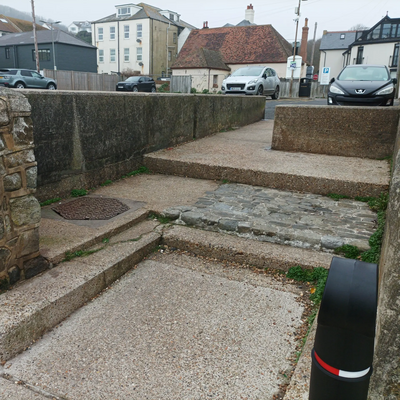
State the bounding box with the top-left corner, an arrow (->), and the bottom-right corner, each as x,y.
272,105 -> 400,159
24,91 -> 264,200
369,119 -> 400,399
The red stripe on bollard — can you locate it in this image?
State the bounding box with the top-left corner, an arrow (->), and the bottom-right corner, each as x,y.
314,351 -> 371,379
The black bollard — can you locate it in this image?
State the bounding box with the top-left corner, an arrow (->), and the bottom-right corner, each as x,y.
309,257 -> 378,400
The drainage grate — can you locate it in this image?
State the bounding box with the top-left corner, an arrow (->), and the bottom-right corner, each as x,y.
52,197 -> 130,220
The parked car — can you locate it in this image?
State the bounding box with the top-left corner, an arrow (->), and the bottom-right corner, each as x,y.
116,76 -> 156,92
327,65 -> 397,106
0,68 -> 57,89
221,66 -> 280,98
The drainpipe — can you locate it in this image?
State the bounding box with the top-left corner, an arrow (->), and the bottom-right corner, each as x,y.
117,20 -> 120,74
208,68 -> 211,91
166,21 -> 170,76
396,42 -> 400,99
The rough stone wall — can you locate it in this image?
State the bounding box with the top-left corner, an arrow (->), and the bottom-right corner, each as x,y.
272,105 -> 400,159
0,89 -> 47,286
23,91 -> 265,201
368,118 -> 400,399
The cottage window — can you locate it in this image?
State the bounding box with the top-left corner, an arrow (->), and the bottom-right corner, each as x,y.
110,26 -> 115,40
393,44 -> 399,67
110,49 -> 116,62
32,49 -> 51,62
99,49 -> 104,63
137,47 -> 142,61
137,24 -> 142,38
173,32 -> 177,44
356,46 -> 364,64
98,27 -> 103,41
124,48 -> 130,62
124,25 -> 130,39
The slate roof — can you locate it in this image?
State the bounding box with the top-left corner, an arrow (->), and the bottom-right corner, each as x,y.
172,25 -> 292,69
0,14 -> 46,33
92,3 -> 196,30
0,29 -> 96,48
319,31 -> 357,51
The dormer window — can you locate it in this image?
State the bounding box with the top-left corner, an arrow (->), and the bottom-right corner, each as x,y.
340,33 -> 345,40
169,13 -> 174,21
118,7 -> 131,17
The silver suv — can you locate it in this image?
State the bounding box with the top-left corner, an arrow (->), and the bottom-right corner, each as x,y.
0,69 -> 57,90
221,66 -> 280,98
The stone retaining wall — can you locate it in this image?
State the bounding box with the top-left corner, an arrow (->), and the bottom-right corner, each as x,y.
369,118 -> 400,399
272,105 -> 400,159
0,89 -> 47,285
24,91 -> 265,201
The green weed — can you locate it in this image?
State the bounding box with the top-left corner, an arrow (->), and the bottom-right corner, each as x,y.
100,180 -> 113,187
71,189 -> 88,197
63,248 -> 102,262
40,197 -> 61,207
327,193 -> 350,201
334,244 -> 361,259
148,213 -> 171,224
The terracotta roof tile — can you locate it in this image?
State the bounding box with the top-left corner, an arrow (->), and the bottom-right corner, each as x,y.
173,25 -> 292,69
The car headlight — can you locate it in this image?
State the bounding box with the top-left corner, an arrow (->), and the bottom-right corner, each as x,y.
247,79 -> 257,85
377,85 -> 394,95
329,85 -> 344,95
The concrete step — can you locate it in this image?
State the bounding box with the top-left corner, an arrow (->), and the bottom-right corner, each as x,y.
143,121 -> 389,198
0,222 -> 161,362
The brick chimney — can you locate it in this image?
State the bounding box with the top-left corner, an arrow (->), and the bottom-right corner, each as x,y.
245,4 -> 255,24
202,21 -> 209,29
299,18 -> 309,63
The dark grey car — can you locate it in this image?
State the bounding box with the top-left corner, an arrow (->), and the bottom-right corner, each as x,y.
0,68 -> 57,89
116,76 -> 156,92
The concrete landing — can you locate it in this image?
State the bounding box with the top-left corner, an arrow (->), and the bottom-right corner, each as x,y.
1,252 -> 308,400
144,120 -> 390,198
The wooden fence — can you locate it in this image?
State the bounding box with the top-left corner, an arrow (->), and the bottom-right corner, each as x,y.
170,76 -> 192,93
43,70 -> 119,91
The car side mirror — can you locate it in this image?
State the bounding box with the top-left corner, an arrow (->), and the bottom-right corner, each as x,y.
330,77 -> 335,84
139,78 -> 143,82
262,74 -> 266,79
392,78 -> 398,85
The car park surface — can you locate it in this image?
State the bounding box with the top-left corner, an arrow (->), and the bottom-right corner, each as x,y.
0,68 -> 57,89
221,66 -> 280,98
116,76 -> 156,92
327,64 -> 397,106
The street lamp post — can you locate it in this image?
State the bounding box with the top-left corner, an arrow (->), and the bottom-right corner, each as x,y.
289,0 -> 307,97
40,20 -> 61,70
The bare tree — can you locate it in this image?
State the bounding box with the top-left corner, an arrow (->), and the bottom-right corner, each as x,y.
349,24 -> 369,31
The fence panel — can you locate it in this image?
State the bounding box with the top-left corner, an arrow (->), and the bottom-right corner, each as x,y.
43,70 -> 120,91
278,78 -> 327,98
170,76 -> 192,93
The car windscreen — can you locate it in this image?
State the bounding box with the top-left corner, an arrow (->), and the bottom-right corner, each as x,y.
231,67 -> 264,77
125,77 -> 140,82
338,66 -> 390,81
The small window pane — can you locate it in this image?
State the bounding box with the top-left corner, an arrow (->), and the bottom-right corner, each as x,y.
382,24 -> 391,38
137,47 -> 142,61
98,27 -> 103,40
110,26 -> 115,40
124,48 -> 129,62
110,49 -> 116,62
99,49 -> 104,62
137,24 -> 142,38
124,25 -> 129,39
372,25 -> 381,39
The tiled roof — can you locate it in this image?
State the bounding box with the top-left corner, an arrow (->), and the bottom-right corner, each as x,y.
92,3 -> 196,29
174,48 -> 229,70
320,31 -> 357,51
173,25 -> 292,69
0,29 -> 96,49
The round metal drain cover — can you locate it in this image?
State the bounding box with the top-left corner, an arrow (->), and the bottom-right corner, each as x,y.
52,197 -> 129,220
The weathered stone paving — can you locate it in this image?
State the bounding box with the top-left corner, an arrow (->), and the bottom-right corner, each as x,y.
163,183 -> 377,252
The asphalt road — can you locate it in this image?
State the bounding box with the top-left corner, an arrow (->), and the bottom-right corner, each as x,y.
264,98 -> 327,120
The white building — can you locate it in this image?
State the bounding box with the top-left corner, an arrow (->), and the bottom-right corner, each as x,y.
91,3 -> 196,76
68,21 -> 92,35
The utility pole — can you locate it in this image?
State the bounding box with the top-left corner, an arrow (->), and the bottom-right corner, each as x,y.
31,0 -> 40,73
310,22 -> 318,69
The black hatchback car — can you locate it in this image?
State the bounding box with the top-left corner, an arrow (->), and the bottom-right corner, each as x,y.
116,76 -> 156,92
327,65 -> 397,106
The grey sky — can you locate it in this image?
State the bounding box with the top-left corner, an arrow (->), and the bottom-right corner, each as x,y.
3,0 -> 400,41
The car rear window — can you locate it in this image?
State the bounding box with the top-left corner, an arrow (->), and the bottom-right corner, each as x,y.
0,69 -> 17,75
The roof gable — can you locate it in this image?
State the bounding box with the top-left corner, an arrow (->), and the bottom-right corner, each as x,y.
173,25 -> 292,69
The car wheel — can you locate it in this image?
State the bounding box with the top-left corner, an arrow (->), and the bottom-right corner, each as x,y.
47,83 -> 57,90
151,86 -> 156,93
132,86 -> 139,92
257,85 -> 264,96
15,82 -> 26,89
271,86 -> 280,99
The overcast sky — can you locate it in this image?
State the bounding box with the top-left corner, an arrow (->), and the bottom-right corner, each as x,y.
3,0 -> 400,41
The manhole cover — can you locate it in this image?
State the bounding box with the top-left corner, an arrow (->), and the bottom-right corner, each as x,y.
52,197 -> 129,220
